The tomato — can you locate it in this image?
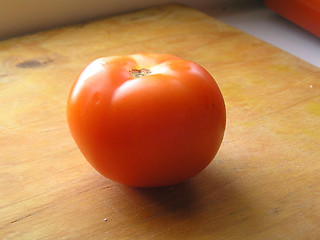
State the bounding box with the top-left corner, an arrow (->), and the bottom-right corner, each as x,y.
67,53 -> 226,187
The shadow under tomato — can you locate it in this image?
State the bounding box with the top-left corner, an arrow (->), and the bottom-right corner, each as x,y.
103,163 -> 267,239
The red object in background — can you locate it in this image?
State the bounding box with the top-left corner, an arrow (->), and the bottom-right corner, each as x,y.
264,0 -> 320,38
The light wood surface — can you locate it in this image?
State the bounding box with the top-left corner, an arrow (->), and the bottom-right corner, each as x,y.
1,4 -> 320,240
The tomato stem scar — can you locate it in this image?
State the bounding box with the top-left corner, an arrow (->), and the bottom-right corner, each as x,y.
129,68 -> 151,78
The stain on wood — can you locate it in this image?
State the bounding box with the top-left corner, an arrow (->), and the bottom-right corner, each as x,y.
16,59 -> 53,68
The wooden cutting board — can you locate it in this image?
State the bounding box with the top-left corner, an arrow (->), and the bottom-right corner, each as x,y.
1,4 -> 319,240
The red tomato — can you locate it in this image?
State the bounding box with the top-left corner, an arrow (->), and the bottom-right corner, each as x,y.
67,53 -> 226,187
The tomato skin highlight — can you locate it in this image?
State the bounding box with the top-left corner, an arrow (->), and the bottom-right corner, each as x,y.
67,53 -> 226,187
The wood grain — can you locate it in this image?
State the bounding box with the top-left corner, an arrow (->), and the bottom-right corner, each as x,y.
1,4 -> 320,240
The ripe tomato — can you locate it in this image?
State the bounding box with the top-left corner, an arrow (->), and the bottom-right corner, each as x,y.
67,53 -> 226,187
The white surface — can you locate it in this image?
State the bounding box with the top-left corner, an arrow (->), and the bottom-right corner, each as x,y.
204,3 -> 320,68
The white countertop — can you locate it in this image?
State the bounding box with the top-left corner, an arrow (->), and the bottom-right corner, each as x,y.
202,2 -> 320,68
